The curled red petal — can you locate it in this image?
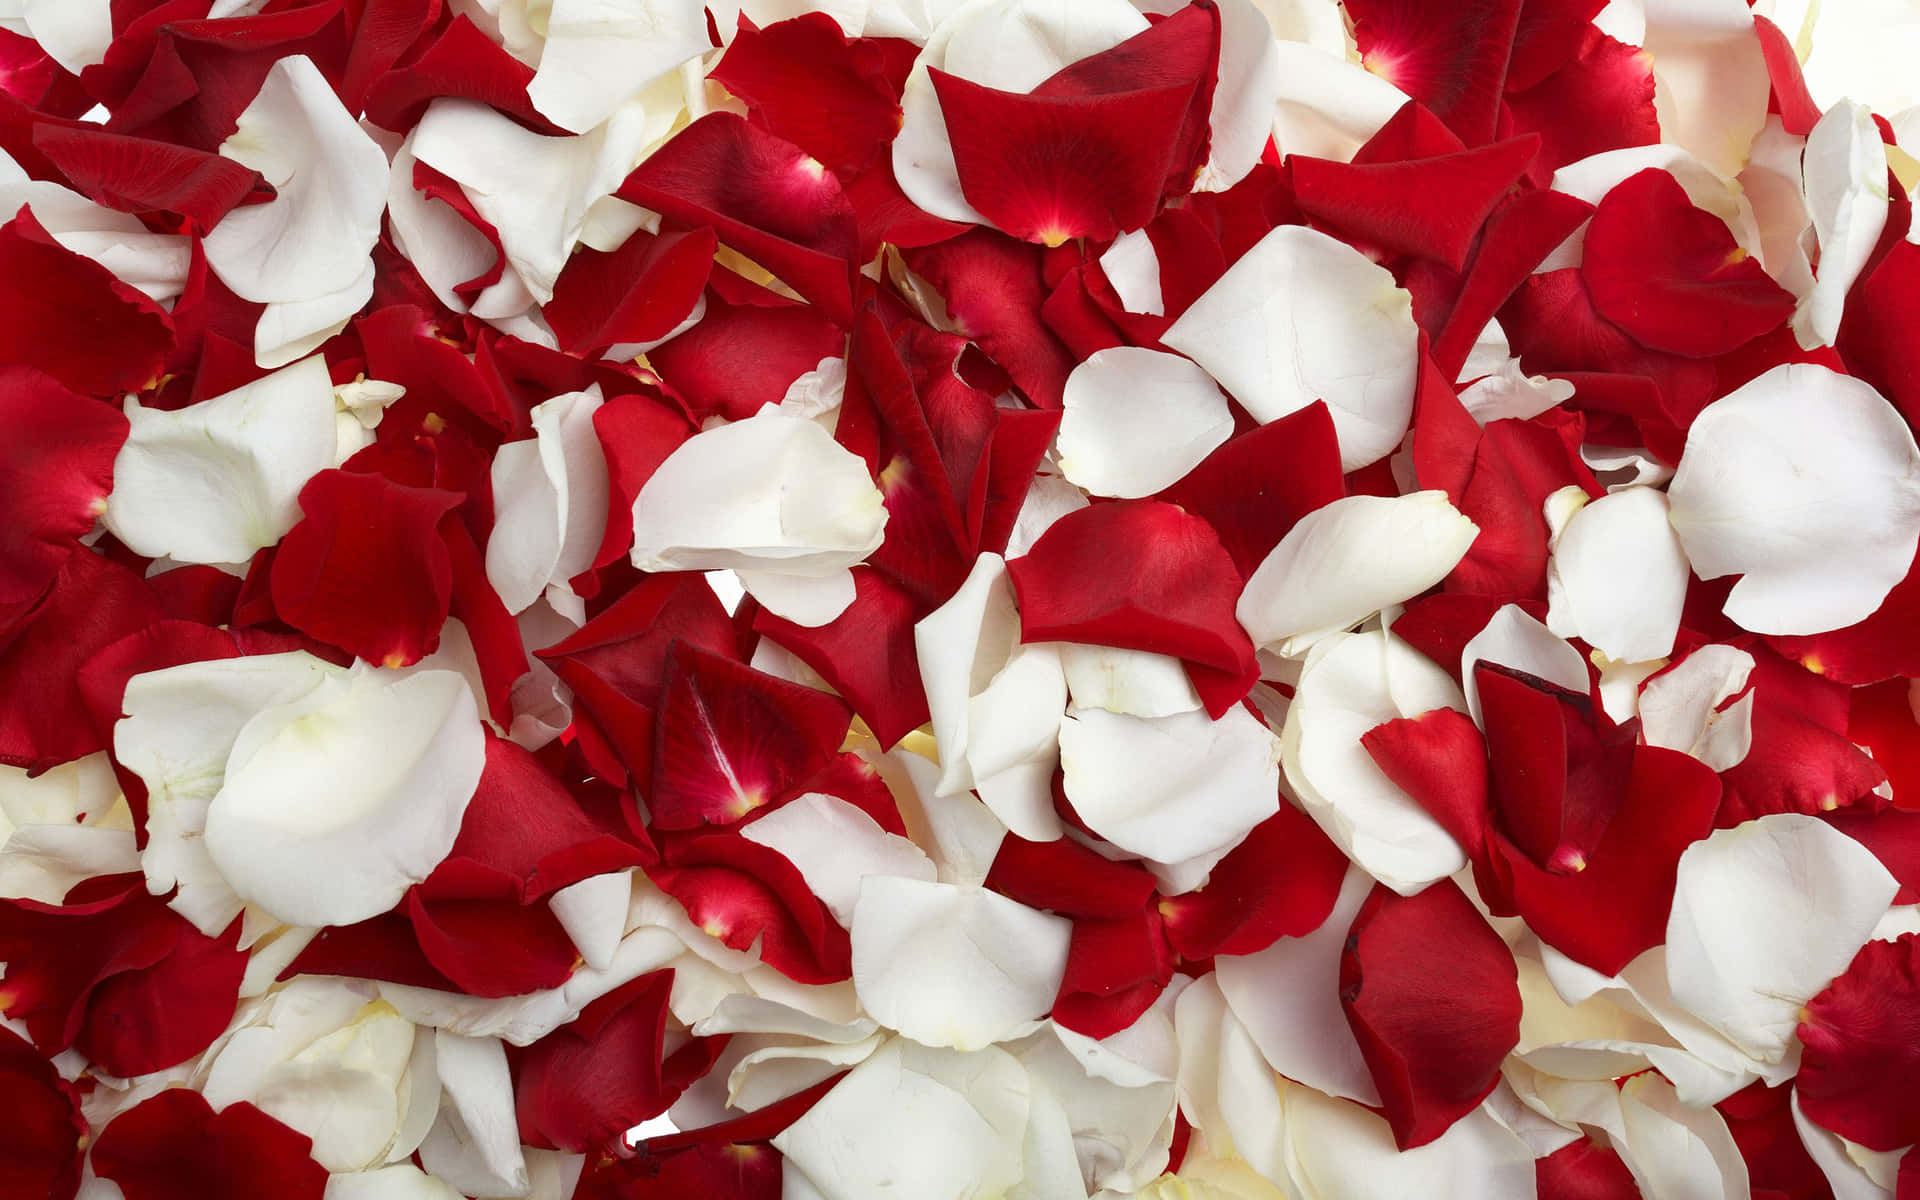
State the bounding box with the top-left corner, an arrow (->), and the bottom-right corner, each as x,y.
753,569 -> 930,749
546,228 -> 717,358
362,15 -> 565,135
0,368 -> 127,607
30,123 -> 265,233
1796,933 -> 1920,1152
1582,168 -> 1795,357
1361,707 -> 1491,863
985,833 -> 1161,921
648,835 -> 851,984
1340,878 -> 1521,1150
269,469 -> 463,668
0,206 -> 173,398
900,230 -> 1078,409
1052,908 -> 1174,1039
1717,652 -> 1887,826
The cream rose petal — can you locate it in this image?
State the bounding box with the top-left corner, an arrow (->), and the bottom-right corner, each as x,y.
1545,486 -> 1691,664
1056,346 -> 1235,499
204,666 -> 486,928
525,0 -> 710,135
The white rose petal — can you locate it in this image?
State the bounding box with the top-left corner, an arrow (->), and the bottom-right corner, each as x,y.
1056,347 -> 1234,499
1546,487 -> 1690,664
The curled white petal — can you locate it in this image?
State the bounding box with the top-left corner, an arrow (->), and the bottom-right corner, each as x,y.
1058,705 -> 1280,866
1194,0 -> 1285,193
104,356 -> 338,566
629,407 -> 887,576
1666,814 -> 1898,1064
417,1033 -> 528,1199
1458,359 -> 1577,425
1163,224 -> 1418,470
1638,645 -> 1756,771
1667,363 -> 1920,635
486,389 -> 608,616
205,666 -> 486,928
1098,231 -> 1164,316
1640,0 -> 1771,180
1238,492 -> 1479,657
1546,487 -> 1690,664
742,792 -> 937,926
1283,632 -> 1468,894
1794,99 -> 1890,349
1057,347 -> 1234,498
1460,604 -> 1591,728
549,870 -> 633,972
851,876 -> 1070,1051
203,57 -> 387,364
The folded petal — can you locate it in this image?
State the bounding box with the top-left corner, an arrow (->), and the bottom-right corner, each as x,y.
1794,100 -> 1890,350
1667,364 -> 1920,636
851,875 -> 1070,1050
487,388 -> 608,616
1163,224 -> 1420,470
206,665 -> 486,928
1237,492 -> 1479,657
104,355 -> 337,566
525,0 -> 708,135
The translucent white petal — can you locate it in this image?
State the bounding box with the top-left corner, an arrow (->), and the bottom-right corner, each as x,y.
525,0 -> 708,135
417,1033 -> 528,1199
741,792 -> 937,926
1545,487 -> 1689,664
1058,644 -> 1202,719
1057,347 -> 1235,498
1215,865 -> 1382,1106
1283,1087 -> 1537,1200
117,653 -> 340,934
773,1037 -> 1031,1200
851,876 -> 1070,1050
205,666 -> 485,928
1794,99 -> 1891,349
1641,0 -> 1771,179
1162,225 -> 1418,470
1638,645 -> 1755,772
1460,605 -> 1591,727
1058,705 -> 1280,865
1667,363 -> 1920,635
1666,814 -> 1898,1064
1283,632 -> 1468,894
1270,42 -> 1409,163
1238,492 -> 1479,657
629,407 -> 887,576
105,356 -> 337,566
0,825 -> 137,904
203,57 -> 387,362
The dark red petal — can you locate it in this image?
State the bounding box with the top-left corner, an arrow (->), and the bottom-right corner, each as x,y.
1796,933 -> 1920,1151
1718,652 -> 1887,826
1849,679 -> 1920,813
593,391 -> 695,570
1346,0 -> 1523,145
517,972 -> 695,1152
647,284 -> 847,423
442,737 -> 644,900
649,835 -> 851,984
900,230 -> 1078,409
92,1089 -> 327,1200
985,833 -> 1161,920
1506,0 -> 1608,93
618,114 -> 858,325
406,889 -> 580,998
281,910 -> 458,993
0,550 -> 163,771
1052,908 -> 1174,1039
1291,132 -> 1539,271
1156,402 -> 1347,579
1478,664 -> 1631,875
1362,707 -> 1492,862
268,469 -> 462,668
1007,500 -> 1256,717
1392,594 -> 1548,688
709,14 -> 918,178
1838,239 -> 1920,436
1582,169 -> 1795,357
1160,803 -> 1349,959
1535,1137 -> 1642,1200
1431,188 -> 1594,379
362,15 -> 565,135
0,368 -> 126,606
30,123 -> 264,233
579,1142 -> 783,1200
76,912 -> 246,1078
546,228 -> 717,357
0,206 -> 173,398
1340,878 -> 1521,1150
753,569 -> 929,749
1717,1078 -> 1835,1200
1493,744 -> 1720,975
1446,410 -> 1603,600
0,1023 -> 85,1200
442,515 -> 530,729
1504,27 -> 1661,177
649,643 -> 853,830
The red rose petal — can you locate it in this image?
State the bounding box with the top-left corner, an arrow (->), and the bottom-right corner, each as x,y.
0,368 -> 127,607
1534,1137 -> 1641,1199
1346,0 -> 1522,146
92,1089 -> 327,1200
0,206 -> 173,398
1796,933 -> 1920,1152
0,1023 -> 85,1200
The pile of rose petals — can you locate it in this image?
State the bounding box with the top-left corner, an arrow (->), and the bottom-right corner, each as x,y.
6,0 -> 1920,1196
